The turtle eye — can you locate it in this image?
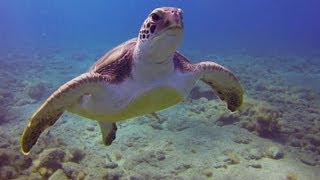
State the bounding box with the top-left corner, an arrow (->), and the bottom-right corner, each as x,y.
151,13 -> 161,21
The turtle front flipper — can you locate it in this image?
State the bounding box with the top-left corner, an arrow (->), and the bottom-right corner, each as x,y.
21,72 -> 108,155
196,61 -> 244,112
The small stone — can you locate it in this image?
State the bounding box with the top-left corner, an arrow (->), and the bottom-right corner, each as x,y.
112,150 -> 122,161
248,162 -> 262,168
266,146 -> 284,159
289,139 -> 302,147
300,155 -> 317,166
202,168 -> 213,177
175,123 -> 190,131
86,126 -> 95,131
213,163 -> 227,169
104,162 -> 118,169
150,122 -> 163,130
156,153 -> 166,161
39,167 -> 47,176
77,171 -> 86,179
172,163 -> 192,175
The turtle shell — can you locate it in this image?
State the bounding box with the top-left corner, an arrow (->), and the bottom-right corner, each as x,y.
88,38 -> 137,83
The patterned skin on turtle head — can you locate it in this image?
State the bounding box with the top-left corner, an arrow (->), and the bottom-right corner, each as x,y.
135,7 -> 184,64
138,7 -> 183,42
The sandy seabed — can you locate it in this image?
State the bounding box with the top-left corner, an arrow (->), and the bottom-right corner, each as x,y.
0,46 -> 319,179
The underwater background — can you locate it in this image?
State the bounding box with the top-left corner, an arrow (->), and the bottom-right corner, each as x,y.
0,0 -> 320,179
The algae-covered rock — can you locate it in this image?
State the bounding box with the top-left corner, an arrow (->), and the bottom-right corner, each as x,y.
123,159 -> 138,171
48,169 -> 68,180
0,149 -> 11,167
62,162 -> 87,179
112,150 -> 122,161
0,148 -> 32,171
0,165 -> 18,179
266,146 -> 284,159
232,98 -> 282,138
104,162 -> 118,169
34,148 -> 71,177
201,168 -> 213,177
69,148 -> 86,163
223,150 -> 240,165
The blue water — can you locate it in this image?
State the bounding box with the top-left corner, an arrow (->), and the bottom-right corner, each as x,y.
1,0 -> 319,52
1,0 -> 320,179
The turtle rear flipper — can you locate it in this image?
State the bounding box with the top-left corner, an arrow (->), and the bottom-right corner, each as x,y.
98,122 -> 117,146
21,72 -> 107,155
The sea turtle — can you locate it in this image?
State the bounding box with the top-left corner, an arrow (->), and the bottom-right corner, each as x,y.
21,7 -> 244,155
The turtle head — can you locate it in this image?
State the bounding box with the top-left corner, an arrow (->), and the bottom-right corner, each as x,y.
135,7 -> 184,63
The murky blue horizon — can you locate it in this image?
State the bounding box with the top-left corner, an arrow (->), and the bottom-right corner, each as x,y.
1,0 -> 319,54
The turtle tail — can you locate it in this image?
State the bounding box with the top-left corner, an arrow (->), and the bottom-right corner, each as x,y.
21,72 -> 106,155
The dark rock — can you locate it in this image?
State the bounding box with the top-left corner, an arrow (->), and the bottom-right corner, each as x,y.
248,162 -> 262,168
86,126 -> 95,131
69,148 -> 86,163
104,162 -> 118,169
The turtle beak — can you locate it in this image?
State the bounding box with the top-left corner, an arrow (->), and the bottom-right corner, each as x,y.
166,8 -> 183,29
